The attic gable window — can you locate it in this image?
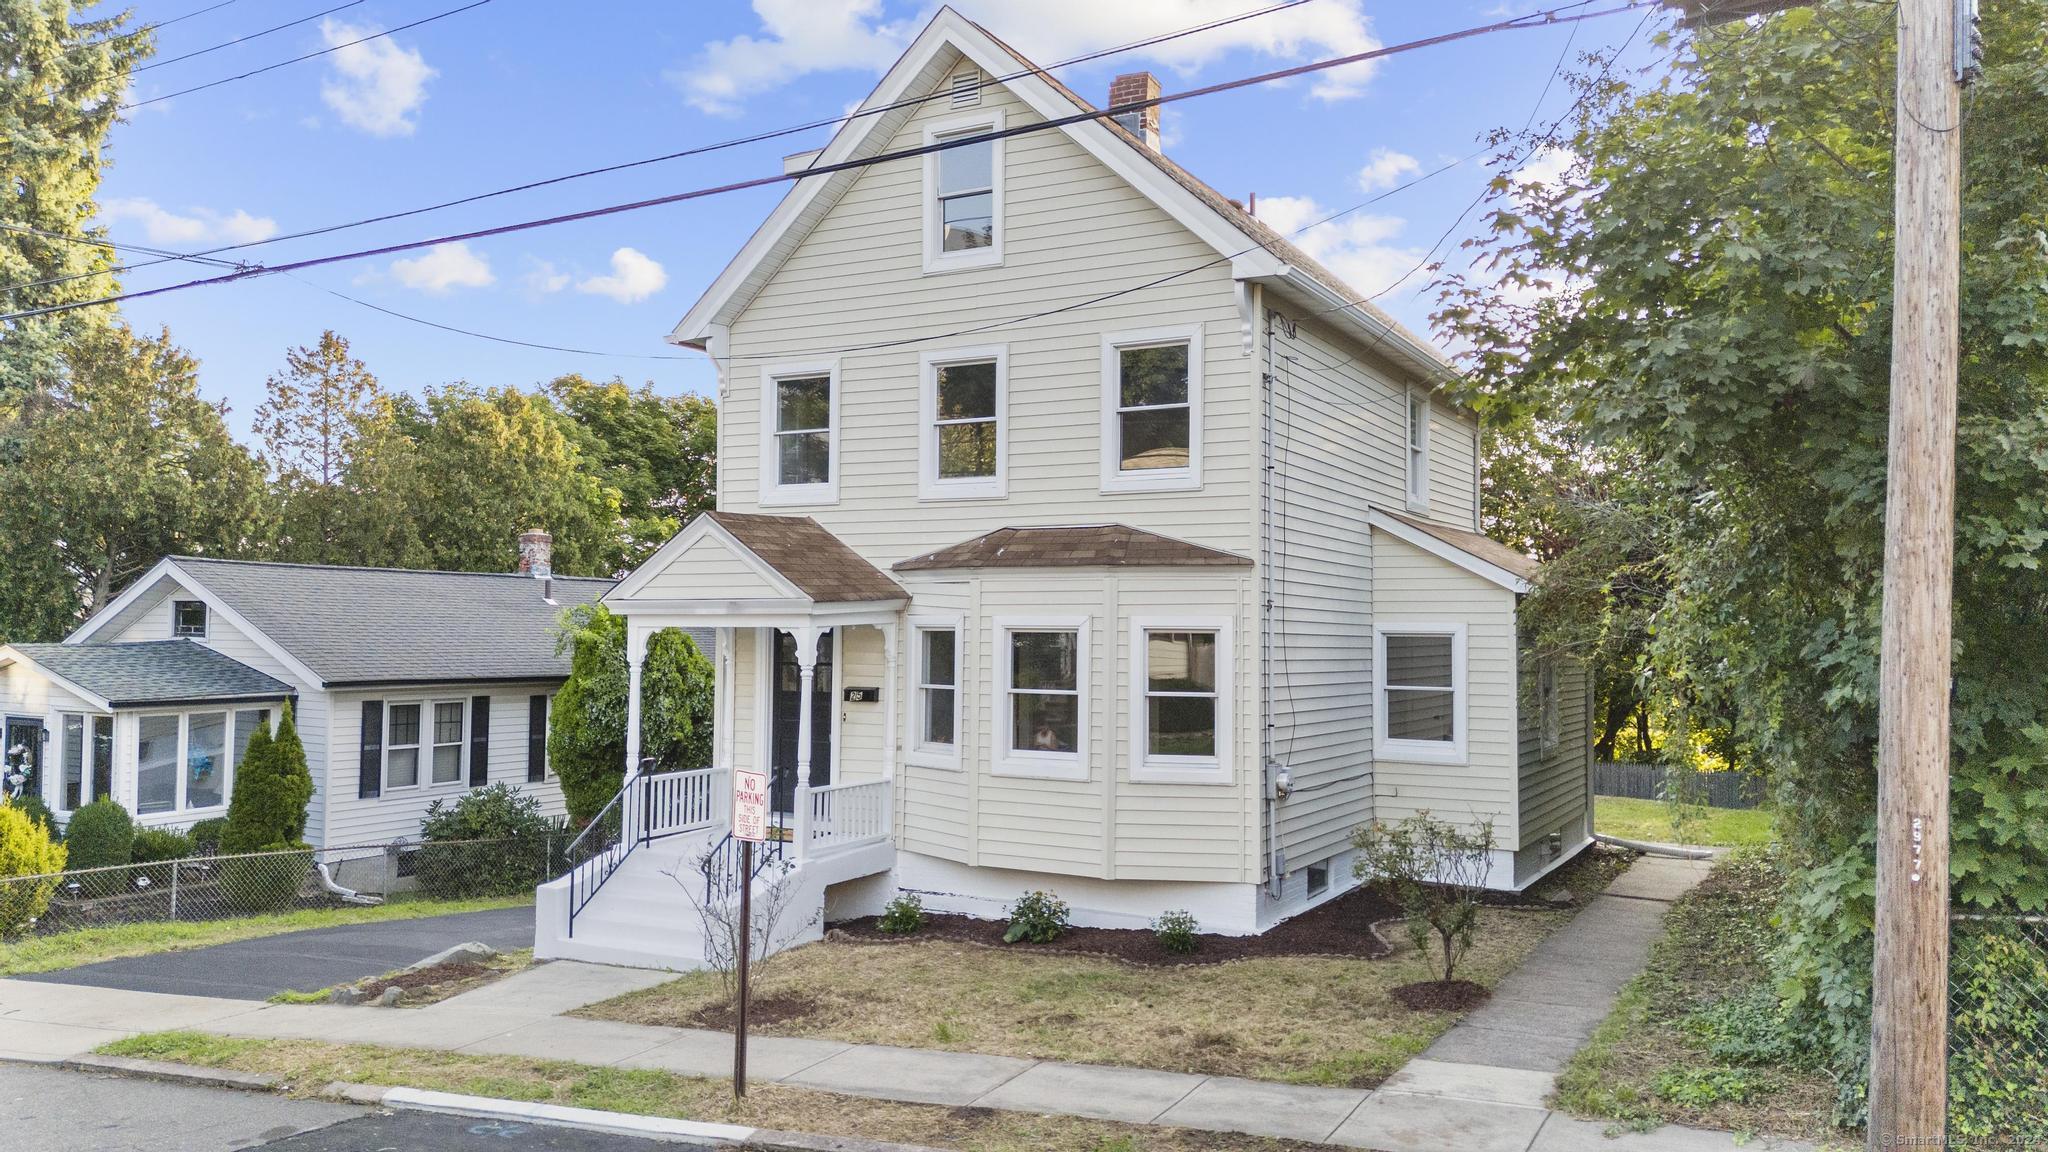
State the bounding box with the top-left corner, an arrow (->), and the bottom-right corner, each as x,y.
922,110 -> 1004,272
758,361 -> 840,505
173,599 -> 208,637
1100,326 -> 1204,493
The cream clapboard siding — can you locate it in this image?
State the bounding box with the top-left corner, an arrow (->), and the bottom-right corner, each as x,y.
720,54 -> 1256,565
1369,534 -> 1519,846
103,582 -> 331,840
1515,650 -> 1593,882
895,581 -> 972,863
835,625 -> 889,786
640,537 -> 784,600
323,685 -> 565,846
1261,309 -> 1484,872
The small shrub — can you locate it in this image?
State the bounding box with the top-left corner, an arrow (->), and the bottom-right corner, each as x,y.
130,827 -> 195,865
185,817 -> 229,850
64,799 -> 135,895
1153,908 -> 1200,955
9,794 -> 57,841
0,802 -> 66,933
1353,811 -> 1496,984
218,842 -> 311,914
222,705 -> 313,853
1003,889 -> 1069,944
877,892 -> 925,934
417,783 -> 558,897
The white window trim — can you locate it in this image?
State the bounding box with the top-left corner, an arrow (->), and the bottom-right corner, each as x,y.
132,708 -> 238,818
917,345 -> 1007,500
756,360 -> 841,506
1128,615 -> 1233,785
1538,657 -> 1561,752
427,699 -> 470,787
906,613 -> 964,770
382,699 -> 466,792
172,599 -> 208,638
1405,389 -> 1432,511
921,108 -> 1005,274
1100,325 -> 1204,493
55,711 -> 100,814
1373,623 -> 1468,766
991,614 -> 1090,782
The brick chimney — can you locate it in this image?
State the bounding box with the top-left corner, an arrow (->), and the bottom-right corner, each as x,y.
1108,72 -> 1161,152
516,529 -> 553,579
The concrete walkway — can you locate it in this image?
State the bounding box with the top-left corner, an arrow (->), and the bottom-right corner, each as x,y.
0,918 -> 1809,1152
16,906 -> 534,1001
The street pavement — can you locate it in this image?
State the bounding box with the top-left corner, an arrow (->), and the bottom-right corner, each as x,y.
16,905 -> 534,1000
0,1063 -> 715,1151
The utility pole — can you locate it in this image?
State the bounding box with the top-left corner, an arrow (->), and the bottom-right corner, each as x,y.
1664,2 -> 1972,1142
1870,0 -> 1969,1143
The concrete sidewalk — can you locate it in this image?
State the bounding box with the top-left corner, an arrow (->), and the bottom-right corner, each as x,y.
0,942 -> 1807,1152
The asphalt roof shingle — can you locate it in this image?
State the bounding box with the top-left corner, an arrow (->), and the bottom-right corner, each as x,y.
708,512 -> 907,603
1377,510 -> 1542,582
7,640 -> 293,707
895,525 -> 1253,572
168,558 -> 614,687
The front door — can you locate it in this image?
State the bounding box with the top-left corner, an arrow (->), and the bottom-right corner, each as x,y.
3,716 -> 45,804
770,630 -> 833,815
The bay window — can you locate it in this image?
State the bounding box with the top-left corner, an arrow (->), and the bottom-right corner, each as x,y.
916,626 -> 958,755
133,707 -> 273,816
994,618 -> 1087,780
1101,327 -> 1203,492
1374,625 -> 1467,764
1130,617 -> 1233,784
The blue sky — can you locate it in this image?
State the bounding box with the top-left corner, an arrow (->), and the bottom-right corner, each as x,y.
98,0 -> 1665,438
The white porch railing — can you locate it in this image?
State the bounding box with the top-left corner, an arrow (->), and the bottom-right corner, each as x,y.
643,766 -> 725,841
797,778 -> 891,859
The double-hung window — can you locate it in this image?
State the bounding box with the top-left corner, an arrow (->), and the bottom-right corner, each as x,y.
922,110 -> 1003,272
386,703 -> 422,789
993,618 -> 1087,780
911,622 -> 960,764
431,701 -> 466,785
1130,618 -> 1233,784
1374,625 -> 1467,764
1405,390 -> 1431,509
759,362 -> 839,504
1101,327 -> 1203,492
919,347 -> 1006,498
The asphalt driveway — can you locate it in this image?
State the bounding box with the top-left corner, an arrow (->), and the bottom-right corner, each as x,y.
17,906 -> 534,1001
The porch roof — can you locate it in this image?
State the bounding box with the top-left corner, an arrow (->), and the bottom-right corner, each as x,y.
2,640 -> 294,710
706,512 -> 905,603
605,512 -> 906,628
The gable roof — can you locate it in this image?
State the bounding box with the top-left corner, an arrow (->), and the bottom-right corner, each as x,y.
4,641 -> 293,709
705,512 -> 907,603
1368,509 -> 1539,594
895,524 -> 1252,572
138,558 -> 611,688
667,7 -> 1451,386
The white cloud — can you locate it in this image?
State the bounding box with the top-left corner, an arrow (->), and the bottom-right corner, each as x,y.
1513,146 -> 1578,193
389,242 -> 494,293
575,247 -> 668,304
1356,147 -> 1420,192
1254,194 -> 1428,300
98,198 -> 280,246
319,19 -> 435,136
522,258 -> 571,294
674,0 -> 1382,116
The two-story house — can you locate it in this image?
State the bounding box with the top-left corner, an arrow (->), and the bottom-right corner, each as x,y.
536,8 -> 1590,968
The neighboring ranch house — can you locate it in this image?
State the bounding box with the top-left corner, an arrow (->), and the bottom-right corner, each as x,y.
538,8 -> 1591,968
0,540 -> 653,848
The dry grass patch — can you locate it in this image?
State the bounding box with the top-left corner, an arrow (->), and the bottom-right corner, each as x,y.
581,906 -> 1571,1088
100,1031 -> 1333,1152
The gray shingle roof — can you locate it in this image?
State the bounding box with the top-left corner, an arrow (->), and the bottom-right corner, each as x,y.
7,640 -> 293,707
170,558 -> 616,687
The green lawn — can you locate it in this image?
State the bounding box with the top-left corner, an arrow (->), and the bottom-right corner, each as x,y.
1595,796 -> 1775,848
0,894 -> 531,977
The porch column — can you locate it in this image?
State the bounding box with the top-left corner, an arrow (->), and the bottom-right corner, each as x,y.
881,623 -> 899,782
790,625 -> 819,861
624,623 -> 647,840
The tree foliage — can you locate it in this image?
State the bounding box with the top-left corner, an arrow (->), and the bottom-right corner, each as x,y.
0,0 -> 150,404
547,604 -> 714,823
0,324 -> 268,642
221,704 -> 313,852
1438,1 -> 2048,1112
547,375 -> 717,570
256,331 -> 389,565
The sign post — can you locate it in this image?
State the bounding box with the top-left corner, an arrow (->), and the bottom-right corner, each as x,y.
730,767 -> 769,1099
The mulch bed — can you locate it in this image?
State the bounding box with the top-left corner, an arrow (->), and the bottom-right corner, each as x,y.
1390,979 -> 1490,1012
355,961 -> 491,999
683,991 -> 820,1030
828,883 -> 1402,966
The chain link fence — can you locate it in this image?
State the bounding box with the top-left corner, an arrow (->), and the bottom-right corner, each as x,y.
1948,913 -> 2048,1140
0,836 -> 569,939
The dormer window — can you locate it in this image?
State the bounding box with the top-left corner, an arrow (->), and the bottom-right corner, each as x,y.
923,110 -> 1004,272
173,600 -> 208,637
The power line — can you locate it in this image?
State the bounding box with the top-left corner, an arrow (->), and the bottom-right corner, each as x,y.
131,0 -> 370,75
14,0 -> 1335,296
59,0 -> 248,57
1,0 -> 1650,325
280,272 -> 697,360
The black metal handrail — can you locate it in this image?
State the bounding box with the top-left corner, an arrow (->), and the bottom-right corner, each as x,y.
565,766 -> 643,939
701,811 -> 788,906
